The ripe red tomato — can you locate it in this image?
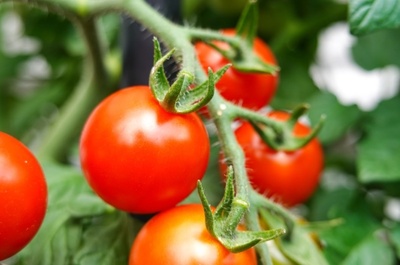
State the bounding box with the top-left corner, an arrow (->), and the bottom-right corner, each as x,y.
129,204 -> 257,265
195,28 -> 278,111
220,111 -> 324,207
0,132 -> 47,260
79,86 -> 210,214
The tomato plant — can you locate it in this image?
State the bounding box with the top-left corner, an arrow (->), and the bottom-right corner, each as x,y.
129,204 -> 257,265
2,0 -> 400,264
0,132 -> 47,261
221,111 -> 324,207
79,86 -> 210,214
195,28 -> 278,111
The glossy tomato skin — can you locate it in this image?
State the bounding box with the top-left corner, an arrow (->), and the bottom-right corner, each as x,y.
195,28 -> 278,111
79,86 -> 210,214
129,204 -> 257,265
222,111 -> 323,207
0,132 -> 47,261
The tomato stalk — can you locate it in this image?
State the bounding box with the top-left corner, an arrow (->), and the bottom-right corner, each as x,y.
36,16 -> 110,160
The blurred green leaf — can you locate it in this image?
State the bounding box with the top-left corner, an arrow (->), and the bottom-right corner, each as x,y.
14,160 -> 136,265
6,82 -> 70,138
73,213 -> 136,265
308,92 -> 362,145
341,231 -> 395,265
260,209 -> 329,265
352,28 -> 400,70
389,224 -> 400,259
307,169 -> 391,264
271,56 -> 319,110
357,96 -> 400,183
320,210 -> 382,264
349,0 -> 400,35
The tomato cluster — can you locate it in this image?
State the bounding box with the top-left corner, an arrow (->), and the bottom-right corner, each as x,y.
78,29 -> 323,264
0,132 -> 47,261
195,29 -> 323,207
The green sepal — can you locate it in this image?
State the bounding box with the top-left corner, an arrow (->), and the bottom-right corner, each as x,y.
235,0 -> 259,46
197,166 -> 286,253
150,37 -> 229,114
249,104 -> 326,151
149,37 -> 175,102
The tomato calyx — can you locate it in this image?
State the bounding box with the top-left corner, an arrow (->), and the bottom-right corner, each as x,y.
195,1 -> 278,75
197,166 -> 286,253
149,37 -> 229,114
249,105 -> 325,151
232,0 -> 278,74
201,31 -> 278,75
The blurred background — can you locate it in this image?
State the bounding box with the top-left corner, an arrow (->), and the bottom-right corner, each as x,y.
1,1 -> 400,263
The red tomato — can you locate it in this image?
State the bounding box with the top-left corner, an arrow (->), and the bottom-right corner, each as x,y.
79,86 -> 210,214
195,28 -> 278,111
220,111 -> 324,207
129,204 -> 257,265
0,132 -> 47,260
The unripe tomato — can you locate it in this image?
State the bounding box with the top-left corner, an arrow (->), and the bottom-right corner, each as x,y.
0,132 -> 47,260
80,86 -> 210,214
129,204 -> 257,265
195,28 -> 278,111
220,111 -> 324,207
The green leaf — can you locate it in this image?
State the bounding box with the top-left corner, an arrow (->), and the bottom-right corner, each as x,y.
389,224 -> 400,259
260,209 -> 329,265
352,28 -> 400,70
349,0 -> 400,35
357,96 -> 400,183
14,160 -> 136,265
321,213 -> 381,264
308,92 -> 362,145
341,231 -> 395,265
271,57 -> 319,110
73,213 -> 137,265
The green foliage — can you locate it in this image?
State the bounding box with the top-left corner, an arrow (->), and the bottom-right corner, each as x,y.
13,160 -> 137,265
308,92 -> 362,145
352,28 -> 400,70
357,96 -> 400,183
260,209 -> 329,265
349,0 -> 400,35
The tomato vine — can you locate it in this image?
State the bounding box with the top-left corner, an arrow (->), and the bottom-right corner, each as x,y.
2,0 -> 399,265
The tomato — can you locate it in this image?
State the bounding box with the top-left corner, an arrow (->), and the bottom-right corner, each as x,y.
195,28 -> 278,111
0,132 -> 47,261
79,86 -> 210,214
220,111 -> 324,207
129,204 -> 257,265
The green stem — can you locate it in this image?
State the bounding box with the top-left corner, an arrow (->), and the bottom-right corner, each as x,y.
37,17 -> 109,160
246,206 -> 274,265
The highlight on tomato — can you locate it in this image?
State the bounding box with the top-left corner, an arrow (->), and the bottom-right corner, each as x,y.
129,204 -> 257,265
79,86 -> 210,214
0,132 -> 47,261
195,28 -> 278,111
220,111 -> 324,207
